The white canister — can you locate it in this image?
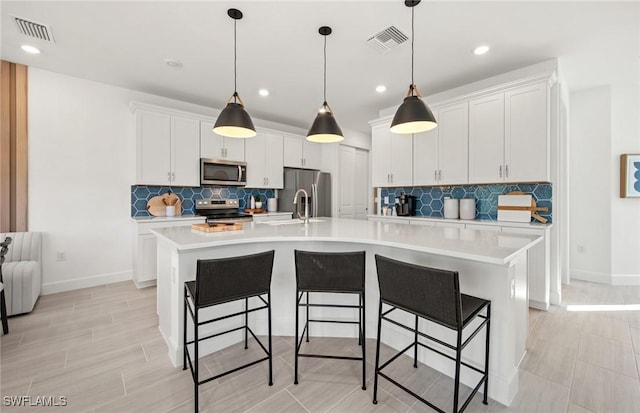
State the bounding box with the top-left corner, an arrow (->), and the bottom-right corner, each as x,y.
443,198 -> 459,219
459,198 -> 476,220
165,205 -> 176,217
267,198 -> 278,212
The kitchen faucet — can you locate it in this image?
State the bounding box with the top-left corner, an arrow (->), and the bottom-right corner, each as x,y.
293,189 -> 309,224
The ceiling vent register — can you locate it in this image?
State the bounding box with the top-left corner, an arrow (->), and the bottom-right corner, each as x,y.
13,16 -> 55,43
367,25 -> 408,53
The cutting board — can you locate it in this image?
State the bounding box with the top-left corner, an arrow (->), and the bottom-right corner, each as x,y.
191,223 -> 243,232
497,194 -> 532,223
147,193 -> 182,217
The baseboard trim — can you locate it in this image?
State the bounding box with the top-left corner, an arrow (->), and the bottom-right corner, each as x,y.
42,270 -> 133,295
611,273 -> 640,286
529,299 -> 550,311
571,270 -> 611,284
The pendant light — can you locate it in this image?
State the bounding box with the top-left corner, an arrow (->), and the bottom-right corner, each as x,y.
213,8 -> 256,138
390,0 -> 437,134
307,26 -> 344,143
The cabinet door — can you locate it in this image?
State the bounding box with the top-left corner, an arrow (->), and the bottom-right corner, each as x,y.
413,111 -> 439,186
438,103 -> 469,185
137,234 -> 158,283
303,140 -> 322,170
469,93 -> 505,183
283,135 -> 303,168
223,137 -> 245,162
245,133 -> 267,188
171,116 -> 201,187
371,124 -> 391,187
264,133 -> 284,188
505,82 -> 548,182
136,110 -> 171,185
390,132 -> 413,186
200,121 -> 225,159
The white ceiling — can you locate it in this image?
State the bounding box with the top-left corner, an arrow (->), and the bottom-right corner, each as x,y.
1,1 -> 638,134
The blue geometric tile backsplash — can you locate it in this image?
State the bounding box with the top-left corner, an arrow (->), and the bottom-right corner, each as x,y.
381,183 -> 552,223
131,185 -> 275,217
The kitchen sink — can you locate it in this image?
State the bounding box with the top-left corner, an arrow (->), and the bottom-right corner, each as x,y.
261,219 -> 325,226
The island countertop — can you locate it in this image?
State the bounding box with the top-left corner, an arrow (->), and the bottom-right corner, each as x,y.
151,217 -> 541,265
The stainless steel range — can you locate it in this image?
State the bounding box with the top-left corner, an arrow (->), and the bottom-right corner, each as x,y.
195,199 -> 253,224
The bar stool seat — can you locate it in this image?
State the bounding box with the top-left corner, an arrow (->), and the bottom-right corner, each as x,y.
373,254 -> 491,413
183,250 -> 275,413
294,250 -> 367,390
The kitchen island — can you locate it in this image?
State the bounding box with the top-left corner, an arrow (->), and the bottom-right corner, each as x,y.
152,217 -> 542,406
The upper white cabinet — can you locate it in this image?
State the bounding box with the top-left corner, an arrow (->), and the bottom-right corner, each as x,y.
245,131 -> 284,188
504,82 -> 548,182
283,134 -> 321,170
200,121 -> 245,162
134,108 -> 200,187
414,102 -> 469,186
469,82 -> 549,184
371,121 -> 413,187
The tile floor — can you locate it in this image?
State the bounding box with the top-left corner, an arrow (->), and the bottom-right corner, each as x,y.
1,280 -> 640,412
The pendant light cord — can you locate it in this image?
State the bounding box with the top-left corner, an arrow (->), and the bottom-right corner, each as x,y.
233,18 -> 238,101
323,34 -> 327,105
411,4 -> 415,94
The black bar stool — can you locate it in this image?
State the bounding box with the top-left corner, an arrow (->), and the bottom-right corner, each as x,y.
373,254 -> 491,413
183,250 -> 275,413
0,237 -> 12,335
294,250 -> 366,390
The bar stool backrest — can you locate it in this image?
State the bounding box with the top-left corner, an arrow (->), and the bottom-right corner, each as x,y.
375,254 -> 462,330
295,250 -> 365,292
195,250 -> 275,307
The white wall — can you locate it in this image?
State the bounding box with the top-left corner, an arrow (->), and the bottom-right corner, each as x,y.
569,85 -> 640,285
27,68 -> 323,294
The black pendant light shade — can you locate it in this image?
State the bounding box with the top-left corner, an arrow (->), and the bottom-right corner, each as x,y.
391,0 -> 437,135
213,8 -> 256,139
390,87 -> 437,134
307,26 -> 344,143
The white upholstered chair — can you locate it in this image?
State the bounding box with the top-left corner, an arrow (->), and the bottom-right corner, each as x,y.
0,232 -> 42,316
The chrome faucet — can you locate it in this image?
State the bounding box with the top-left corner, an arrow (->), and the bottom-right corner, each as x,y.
293,189 -> 309,224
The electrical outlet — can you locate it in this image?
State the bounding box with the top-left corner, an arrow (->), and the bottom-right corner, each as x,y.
577,245 -> 585,253
56,251 -> 66,261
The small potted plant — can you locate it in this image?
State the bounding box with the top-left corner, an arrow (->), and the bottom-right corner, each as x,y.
254,194 -> 263,209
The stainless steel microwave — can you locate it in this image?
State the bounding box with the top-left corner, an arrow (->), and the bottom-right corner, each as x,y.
200,158 -> 247,186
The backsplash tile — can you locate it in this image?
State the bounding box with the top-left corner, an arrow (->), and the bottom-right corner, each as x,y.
131,186 -> 275,217
381,183 -> 552,223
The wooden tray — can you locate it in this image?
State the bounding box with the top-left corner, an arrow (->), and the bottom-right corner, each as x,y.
244,208 -> 265,214
191,223 -> 243,232
147,193 -> 182,217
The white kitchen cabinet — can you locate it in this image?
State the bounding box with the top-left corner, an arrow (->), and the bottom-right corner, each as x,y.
468,93 -> 505,184
245,131 -> 284,189
414,102 -> 469,186
283,134 -> 321,170
132,216 -> 205,288
504,82 -> 548,182
469,82 -> 549,184
200,121 -> 245,162
371,121 -> 413,187
134,107 -> 200,187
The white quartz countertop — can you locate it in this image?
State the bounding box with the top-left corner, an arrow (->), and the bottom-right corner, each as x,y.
367,214 -> 552,229
131,215 -> 205,223
151,217 -> 542,265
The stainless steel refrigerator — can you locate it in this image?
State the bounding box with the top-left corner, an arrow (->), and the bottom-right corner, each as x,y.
279,168 -> 331,218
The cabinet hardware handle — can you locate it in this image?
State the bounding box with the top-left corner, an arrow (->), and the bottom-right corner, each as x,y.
434,170 -> 438,181
438,170 -> 442,181
171,172 -> 175,182
391,174 -> 394,184
505,165 -> 509,178
168,171 -> 171,182
499,165 -> 503,178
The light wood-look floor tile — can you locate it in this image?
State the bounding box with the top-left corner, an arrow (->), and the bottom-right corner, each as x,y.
571,360 -> 640,412
577,333 -> 638,378
521,337 -> 577,387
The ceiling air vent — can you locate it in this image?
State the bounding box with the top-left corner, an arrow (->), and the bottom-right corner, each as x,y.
13,16 -> 55,43
367,25 -> 408,53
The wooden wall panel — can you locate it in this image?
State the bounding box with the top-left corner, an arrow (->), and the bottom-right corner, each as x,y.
0,60 -> 28,232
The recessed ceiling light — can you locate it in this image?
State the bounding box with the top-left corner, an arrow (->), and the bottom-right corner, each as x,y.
164,58 -> 182,68
21,44 -> 40,54
258,89 -> 269,97
473,45 -> 490,55
376,85 -> 387,93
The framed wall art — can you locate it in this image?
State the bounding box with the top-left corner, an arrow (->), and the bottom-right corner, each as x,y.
620,154 -> 640,198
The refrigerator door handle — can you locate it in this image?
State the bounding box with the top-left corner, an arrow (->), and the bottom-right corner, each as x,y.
312,183 -> 318,218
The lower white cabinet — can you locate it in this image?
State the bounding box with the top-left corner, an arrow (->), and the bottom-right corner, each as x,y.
132,217 -> 205,288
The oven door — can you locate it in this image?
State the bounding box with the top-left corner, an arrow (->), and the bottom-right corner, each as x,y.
201,159 -> 246,186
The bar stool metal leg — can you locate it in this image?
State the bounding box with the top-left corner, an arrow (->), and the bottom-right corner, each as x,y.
483,304 -> 491,405
413,315 -> 418,368
294,291 -> 301,385
361,291 -> 366,390
268,290 -> 273,386
183,285 -> 188,370
372,299 -> 383,405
